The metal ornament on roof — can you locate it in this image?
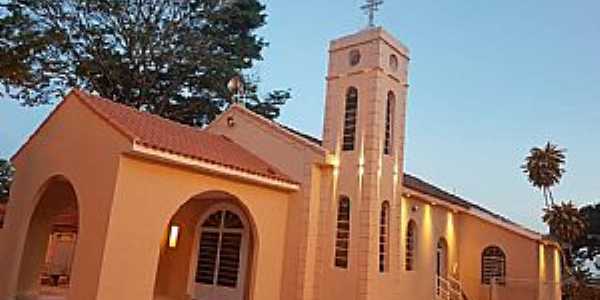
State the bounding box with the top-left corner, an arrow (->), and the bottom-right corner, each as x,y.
227,75 -> 246,106
361,0 -> 384,28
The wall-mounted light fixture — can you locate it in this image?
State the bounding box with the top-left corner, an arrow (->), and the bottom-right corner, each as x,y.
411,205 -> 419,213
168,224 -> 180,249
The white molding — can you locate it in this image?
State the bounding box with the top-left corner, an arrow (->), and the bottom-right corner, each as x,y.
131,144 -> 300,192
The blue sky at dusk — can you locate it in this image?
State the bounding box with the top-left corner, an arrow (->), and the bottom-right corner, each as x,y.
1,0 -> 599,231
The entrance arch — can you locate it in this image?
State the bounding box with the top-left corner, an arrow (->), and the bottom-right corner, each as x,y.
17,176 -> 79,299
153,191 -> 256,300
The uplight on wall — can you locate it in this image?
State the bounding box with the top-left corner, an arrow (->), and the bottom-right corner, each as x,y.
168,224 -> 180,249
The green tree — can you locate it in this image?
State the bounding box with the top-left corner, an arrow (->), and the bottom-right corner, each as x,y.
573,203 -> 600,268
542,202 -> 588,299
543,202 -> 587,246
522,142 -> 566,207
0,0 -> 290,126
0,159 -> 14,202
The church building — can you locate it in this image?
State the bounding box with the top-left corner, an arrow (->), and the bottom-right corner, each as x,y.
0,26 -> 561,300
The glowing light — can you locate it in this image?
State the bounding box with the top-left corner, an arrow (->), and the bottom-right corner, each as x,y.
446,212 -> 455,244
358,131 -> 366,178
326,154 -> 340,168
423,204 -> 433,248
168,225 -> 180,248
539,244 -> 546,281
446,211 -> 456,274
553,248 -> 561,282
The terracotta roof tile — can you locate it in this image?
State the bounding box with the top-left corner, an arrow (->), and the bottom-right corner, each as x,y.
72,90 -> 295,185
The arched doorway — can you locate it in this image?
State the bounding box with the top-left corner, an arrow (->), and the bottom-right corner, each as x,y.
153,191 -> 255,300
189,203 -> 249,300
17,176 -> 79,299
436,238 -> 449,297
436,238 -> 448,279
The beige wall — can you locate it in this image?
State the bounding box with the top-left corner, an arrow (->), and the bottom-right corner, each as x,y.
95,155 -> 292,300
0,95 -> 131,300
459,213 -> 542,300
206,108 -> 326,300
396,196 -> 460,300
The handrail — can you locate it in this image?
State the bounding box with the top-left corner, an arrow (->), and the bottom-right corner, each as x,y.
435,275 -> 465,300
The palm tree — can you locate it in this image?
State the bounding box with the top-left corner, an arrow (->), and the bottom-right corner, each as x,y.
543,202 -> 587,245
543,201 -> 588,300
522,142 -> 566,207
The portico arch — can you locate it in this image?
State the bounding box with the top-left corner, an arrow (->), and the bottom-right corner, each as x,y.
16,175 -> 80,300
153,191 -> 257,300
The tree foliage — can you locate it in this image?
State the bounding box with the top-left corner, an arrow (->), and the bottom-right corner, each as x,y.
0,0 -> 290,126
543,202 -> 587,246
574,203 -> 600,267
0,159 -> 14,202
522,142 -> 566,207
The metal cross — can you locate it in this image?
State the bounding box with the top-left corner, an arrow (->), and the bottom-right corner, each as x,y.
361,0 -> 384,27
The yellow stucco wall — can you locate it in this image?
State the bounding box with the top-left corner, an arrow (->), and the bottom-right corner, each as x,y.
0,94 -> 131,300
206,107 -> 326,300
95,155 -> 291,300
458,213 -> 555,300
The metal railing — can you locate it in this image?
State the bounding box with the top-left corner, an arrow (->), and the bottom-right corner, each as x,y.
436,275 -> 465,300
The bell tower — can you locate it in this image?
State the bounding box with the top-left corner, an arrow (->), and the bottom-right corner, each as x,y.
320,26 -> 410,300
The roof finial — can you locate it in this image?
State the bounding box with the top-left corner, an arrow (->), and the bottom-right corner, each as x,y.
360,0 -> 384,28
227,75 -> 246,106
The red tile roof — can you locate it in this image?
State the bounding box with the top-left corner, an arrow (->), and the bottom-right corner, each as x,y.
72,90 -> 295,185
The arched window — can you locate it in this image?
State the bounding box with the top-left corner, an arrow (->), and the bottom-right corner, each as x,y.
379,201 -> 390,272
405,220 -> 417,271
335,196 -> 351,268
481,246 -> 506,285
389,54 -> 399,71
384,91 -> 395,155
342,87 -> 359,151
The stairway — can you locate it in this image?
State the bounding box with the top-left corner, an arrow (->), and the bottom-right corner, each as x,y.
435,275 -> 467,300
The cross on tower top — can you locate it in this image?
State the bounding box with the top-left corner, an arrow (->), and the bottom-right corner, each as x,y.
360,0 -> 384,28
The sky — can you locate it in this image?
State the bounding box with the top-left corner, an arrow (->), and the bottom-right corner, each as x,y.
1,0 -> 599,232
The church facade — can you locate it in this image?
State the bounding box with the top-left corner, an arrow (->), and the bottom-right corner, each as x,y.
0,27 -> 560,300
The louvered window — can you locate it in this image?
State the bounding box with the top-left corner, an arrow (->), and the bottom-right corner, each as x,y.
405,220 -> 416,271
379,201 -> 390,272
384,92 -> 395,155
342,87 -> 359,151
482,246 -> 506,285
196,210 -> 244,288
335,196 -> 351,268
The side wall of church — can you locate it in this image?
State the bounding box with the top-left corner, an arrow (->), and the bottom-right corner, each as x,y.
397,195 -> 460,300
458,213 -> 560,300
